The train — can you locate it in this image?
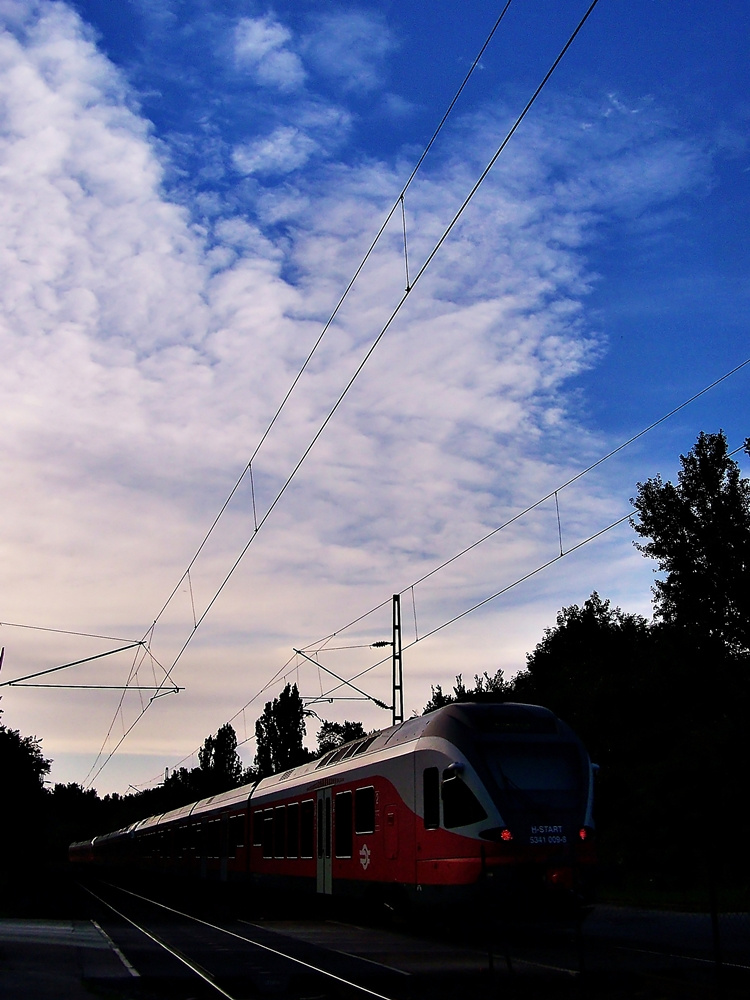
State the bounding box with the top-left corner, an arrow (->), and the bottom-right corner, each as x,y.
70,702 -> 597,911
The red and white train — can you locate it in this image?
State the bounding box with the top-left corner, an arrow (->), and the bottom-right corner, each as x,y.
70,702 -> 596,910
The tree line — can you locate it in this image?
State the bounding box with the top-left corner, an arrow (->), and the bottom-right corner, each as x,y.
3,430 -> 748,894
423,430 -> 750,886
0,685 -> 368,882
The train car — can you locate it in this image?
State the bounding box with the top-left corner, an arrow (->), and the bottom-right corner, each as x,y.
71,702 -> 596,911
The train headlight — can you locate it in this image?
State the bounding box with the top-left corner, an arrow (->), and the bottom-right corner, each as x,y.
500,828 -> 513,842
578,827 -> 592,841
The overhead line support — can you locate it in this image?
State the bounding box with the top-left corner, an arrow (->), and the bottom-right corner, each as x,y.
0,642 -> 146,689
392,594 -> 404,726
293,648 -> 390,710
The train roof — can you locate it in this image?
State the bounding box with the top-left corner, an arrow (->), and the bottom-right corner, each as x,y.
94,824 -> 137,843
225,702 -> 572,793
418,702 -> 584,764
75,702 -> 578,845
247,702 -> 572,798
423,701 -> 563,735
187,782 -> 256,821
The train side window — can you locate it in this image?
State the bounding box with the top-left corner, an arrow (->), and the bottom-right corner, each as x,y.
287,802 -> 300,858
274,805 -> 286,858
353,734 -> 379,756
252,810 -> 263,847
315,750 -> 337,770
300,799 -> 314,858
423,767 -> 440,829
262,809 -> 274,858
230,814 -> 245,851
335,791 -> 353,858
354,786 -> 375,834
329,745 -> 351,766
207,819 -> 222,858
442,773 -> 487,829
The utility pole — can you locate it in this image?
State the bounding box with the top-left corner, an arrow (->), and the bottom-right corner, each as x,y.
392,594 -> 403,726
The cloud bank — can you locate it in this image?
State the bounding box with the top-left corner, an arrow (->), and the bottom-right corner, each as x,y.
0,3 -> 712,791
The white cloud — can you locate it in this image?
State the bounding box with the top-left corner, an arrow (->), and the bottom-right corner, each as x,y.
0,5 -> 711,793
301,9 -> 396,93
233,15 -> 305,92
230,101 -> 352,180
378,92 -> 417,119
232,125 -> 319,176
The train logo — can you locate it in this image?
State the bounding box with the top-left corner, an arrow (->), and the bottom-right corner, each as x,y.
359,843 -> 371,870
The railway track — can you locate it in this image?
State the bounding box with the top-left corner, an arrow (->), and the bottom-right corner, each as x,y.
79,877 -> 748,999
82,879 -> 410,999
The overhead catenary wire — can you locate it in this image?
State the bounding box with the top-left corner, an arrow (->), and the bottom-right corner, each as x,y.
304,510 -> 635,709
305,430 -> 750,705
0,622 -> 139,643
303,355 -> 750,653
88,0 -> 613,787
0,643 -> 148,690
83,630 -> 164,787
128,369 -> 749,792
141,0 -> 605,702
83,2 -> 524,786
86,648 -> 299,789
145,1 -> 518,635
228,392 -> 750,730
14,684 -> 184,690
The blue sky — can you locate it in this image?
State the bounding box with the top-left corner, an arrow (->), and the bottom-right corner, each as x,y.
1,0 -> 748,793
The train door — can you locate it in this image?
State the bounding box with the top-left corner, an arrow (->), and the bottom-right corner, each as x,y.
384,804 -> 399,860
220,813 -> 228,882
199,820 -> 207,880
316,787 -> 333,894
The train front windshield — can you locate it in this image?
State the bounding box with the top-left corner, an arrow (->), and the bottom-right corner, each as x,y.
481,740 -> 589,839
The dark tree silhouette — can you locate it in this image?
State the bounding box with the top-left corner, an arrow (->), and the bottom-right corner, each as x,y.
631,429 -> 750,656
0,708 -> 51,891
423,670 -> 510,713
316,720 -> 367,754
0,711 -> 50,792
510,592 -> 650,763
506,593 -> 659,864
198,722 -> 243,791
630,431 -> 750,878
254,683 -> 312,777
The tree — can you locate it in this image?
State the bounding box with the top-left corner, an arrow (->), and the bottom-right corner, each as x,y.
631,430 -> 750,656
0,708 -> 52,885
422,670 -> 510,714
508,593 -> 658,853
254,683 -> 312,777
47,782 -> 104,862
510,592 -> 651,756
316,720 -> 367,755
0,711 -> 51,794
630,431 -> 750,877
198,723 -> 243,791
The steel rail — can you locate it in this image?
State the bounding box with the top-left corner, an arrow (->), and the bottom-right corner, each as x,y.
93,880 -> 398,1000
82,884 -> 237,999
